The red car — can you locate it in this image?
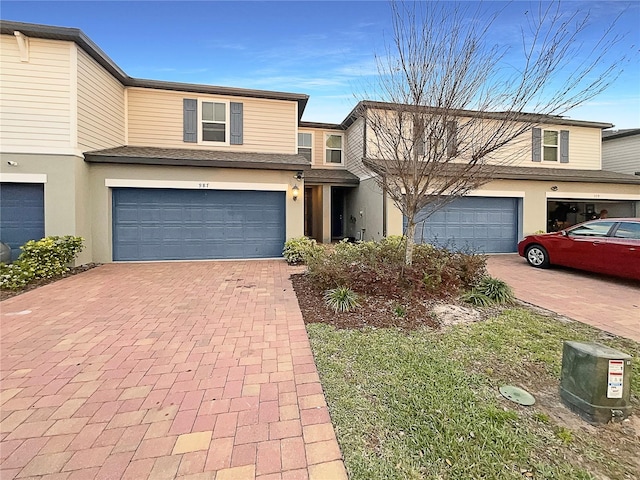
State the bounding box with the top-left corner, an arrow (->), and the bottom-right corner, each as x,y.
518,218 -> 640,281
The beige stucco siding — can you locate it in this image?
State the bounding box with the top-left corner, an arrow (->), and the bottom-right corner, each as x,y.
1,35 -> 72,153
87,164 -> 303,262
127,88 -> 297,153
77,47 -> 125,151
0,153 -> 93,265
603,135 -> 640,176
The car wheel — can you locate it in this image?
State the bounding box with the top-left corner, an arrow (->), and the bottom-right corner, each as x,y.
525,245 -> 550,268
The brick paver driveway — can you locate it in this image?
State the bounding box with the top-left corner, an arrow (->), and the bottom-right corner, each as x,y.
487,254 -> 640,342
1,261 -> 347,480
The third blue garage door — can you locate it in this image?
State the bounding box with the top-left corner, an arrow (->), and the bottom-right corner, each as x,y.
113,188 -> 286,261
407,196 -> 519,253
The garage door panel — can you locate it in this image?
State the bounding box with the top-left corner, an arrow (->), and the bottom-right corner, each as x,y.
0,183 -> 45,261
113,188 -> 285,261
406,196 -> 518,253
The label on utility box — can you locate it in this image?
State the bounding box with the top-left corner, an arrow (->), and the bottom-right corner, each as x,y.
607,359 -> 624,399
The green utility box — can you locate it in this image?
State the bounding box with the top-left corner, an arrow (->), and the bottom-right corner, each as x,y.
560,341 -> 632,424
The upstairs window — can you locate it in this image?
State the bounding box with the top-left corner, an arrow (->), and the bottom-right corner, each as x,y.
543,130 -> 559,161
298,133 -> 312,161
325,134 -> 343,164
202,102 -> 226,142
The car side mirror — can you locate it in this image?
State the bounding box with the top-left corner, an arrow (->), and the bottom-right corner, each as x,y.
561,231 -> 569,237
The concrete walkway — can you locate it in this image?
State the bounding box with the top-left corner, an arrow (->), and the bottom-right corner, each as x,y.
487,254 -> 640,342
0,261 -> 347,480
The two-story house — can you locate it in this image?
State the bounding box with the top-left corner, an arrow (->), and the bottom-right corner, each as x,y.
342,102 -> 640,252
1,21 -> 639,262
0,21 -> 358,263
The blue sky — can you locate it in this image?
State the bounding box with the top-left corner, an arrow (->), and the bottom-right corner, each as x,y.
3,1 -> 639,128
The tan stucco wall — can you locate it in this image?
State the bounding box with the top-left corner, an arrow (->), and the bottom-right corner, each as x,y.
0,153 -> 93,264
87,164 -> 304,263
385,179 -> 640,240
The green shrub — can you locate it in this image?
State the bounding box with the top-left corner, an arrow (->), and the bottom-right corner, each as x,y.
0,262 -> 37,290
0,236 -> 84,290
461,290 -> 493,307
475,276 -> 514,304
324,286 -> 360,313
305,237 -> 487,300
393,304 -> 407,318
282,236 -> 320,264
462,276 -> 514,307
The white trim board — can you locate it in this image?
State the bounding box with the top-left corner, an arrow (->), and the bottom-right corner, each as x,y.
467,190 -> 526,198
546,192 -> 640,201
0,173 -> 47,183
105,178 -> 288,191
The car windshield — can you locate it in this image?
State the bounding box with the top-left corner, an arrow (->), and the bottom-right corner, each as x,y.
567,221 -> 615,237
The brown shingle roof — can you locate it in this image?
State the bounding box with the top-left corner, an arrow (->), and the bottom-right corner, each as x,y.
602,129 -> 640,140
303,168 -> 359,185
84,146 -> 310,171
343,101 -> 613,129
361,159 -> 640,185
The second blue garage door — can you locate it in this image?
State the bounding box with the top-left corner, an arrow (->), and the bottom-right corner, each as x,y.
0,183 -> 45,261
408,196 -> 519,253
113,188 -> 286,261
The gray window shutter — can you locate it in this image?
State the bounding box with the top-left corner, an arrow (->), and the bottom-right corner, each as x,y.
230,102 -> 243,145
446,120 -> 458,157
183,99 -> 197,143
560,130 -> 569,163
532,128 -> 541,162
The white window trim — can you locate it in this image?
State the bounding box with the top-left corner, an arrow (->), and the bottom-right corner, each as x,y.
324,133 -> 344,165
105,179 -> 287,191
0,173 -> 47,183
198,98 -> 230,145
542,129 -> 559,162
298,131 -> 313,162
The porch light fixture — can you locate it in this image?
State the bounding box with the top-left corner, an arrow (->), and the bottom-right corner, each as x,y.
292,184 -> 299,201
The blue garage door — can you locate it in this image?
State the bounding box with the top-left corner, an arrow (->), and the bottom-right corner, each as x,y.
407,196 -> 518,253
112,188 -> 286,261
0,183 -> 45,261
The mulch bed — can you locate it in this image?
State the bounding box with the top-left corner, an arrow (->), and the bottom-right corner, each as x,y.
291,273 -> 439,330
0,263 -> 101,301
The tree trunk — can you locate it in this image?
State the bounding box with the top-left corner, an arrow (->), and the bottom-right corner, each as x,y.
404,219 -> 416,266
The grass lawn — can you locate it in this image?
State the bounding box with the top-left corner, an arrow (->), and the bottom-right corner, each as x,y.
307,308 -> 639,479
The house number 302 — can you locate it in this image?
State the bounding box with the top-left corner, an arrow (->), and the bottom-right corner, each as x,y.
198,183 -> 209,188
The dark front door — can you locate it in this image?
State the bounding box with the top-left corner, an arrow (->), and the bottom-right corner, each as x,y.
331,187 -> 345,239
304,187 -> 313,237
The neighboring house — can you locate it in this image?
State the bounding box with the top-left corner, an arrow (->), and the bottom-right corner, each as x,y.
602,129 -> 640,176
343,102 -> 640,252
1,21 -> 639,262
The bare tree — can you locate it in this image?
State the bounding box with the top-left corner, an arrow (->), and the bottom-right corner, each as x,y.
358,0 -> 627,265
